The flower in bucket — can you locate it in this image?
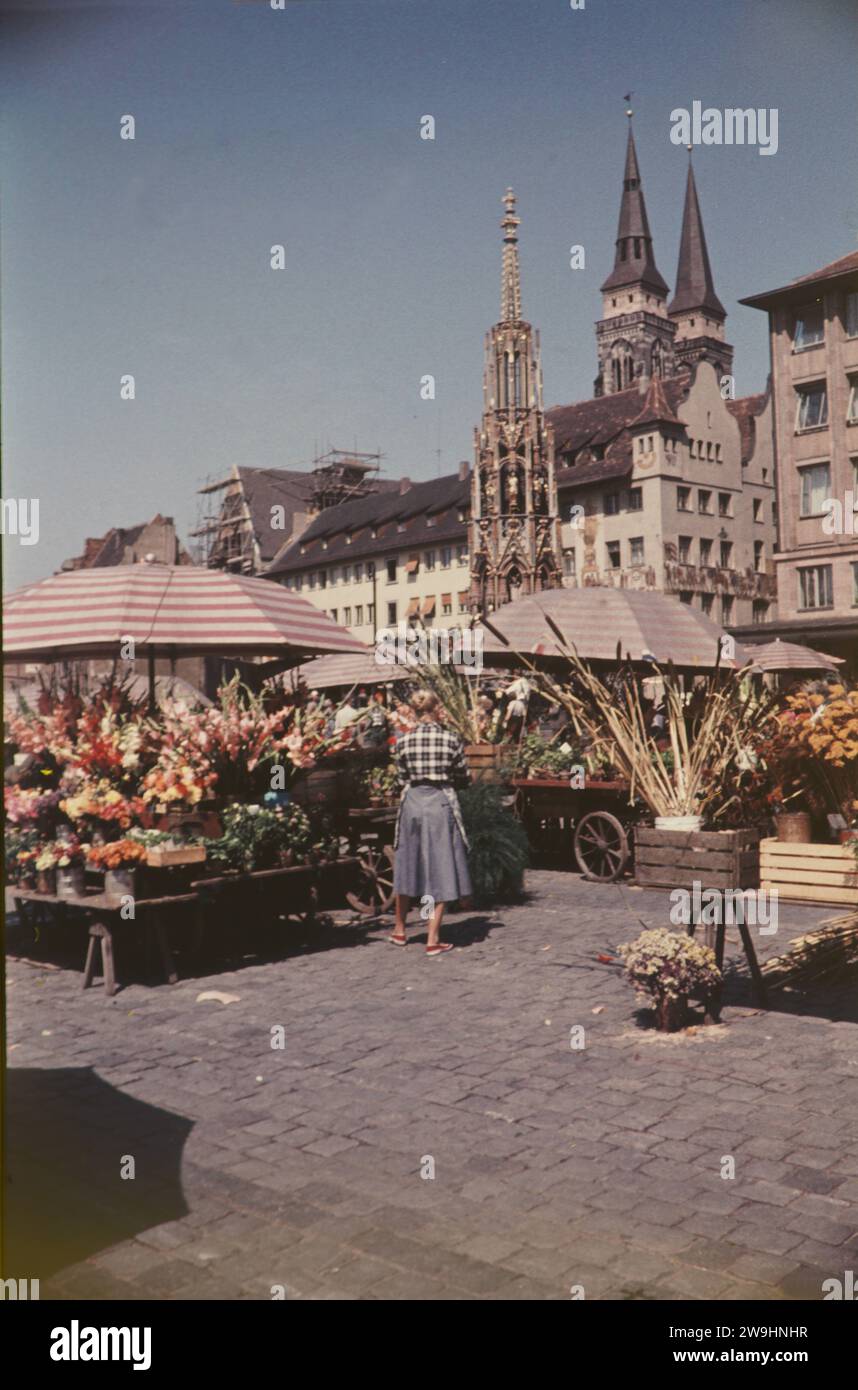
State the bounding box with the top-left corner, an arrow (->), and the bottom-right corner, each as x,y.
35,844 -> 60,871
88,839 -> 148,871
60,778 -> 145,828
617,928 -> 721,1031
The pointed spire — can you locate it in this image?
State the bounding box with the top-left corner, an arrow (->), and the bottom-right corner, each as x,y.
668,162 -> 726,320
500,187 -> 522,322
631,374 -> 680,429
601,121 -> 668,297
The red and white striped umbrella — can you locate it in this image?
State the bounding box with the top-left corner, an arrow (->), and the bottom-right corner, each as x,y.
3,564 -> 362,662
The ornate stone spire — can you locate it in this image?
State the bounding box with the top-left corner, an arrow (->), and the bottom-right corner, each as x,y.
500,187 -> 522,322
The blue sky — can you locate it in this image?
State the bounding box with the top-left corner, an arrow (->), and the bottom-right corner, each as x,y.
3,0 -> 857,588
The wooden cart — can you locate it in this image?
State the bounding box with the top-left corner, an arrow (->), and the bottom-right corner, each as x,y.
511,776 -> 643,882
343,806 -> 397,915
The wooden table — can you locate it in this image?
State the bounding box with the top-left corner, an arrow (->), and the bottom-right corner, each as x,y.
12,886 -> 197,997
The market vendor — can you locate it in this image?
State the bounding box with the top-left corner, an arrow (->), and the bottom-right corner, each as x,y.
390,689 -> 472,957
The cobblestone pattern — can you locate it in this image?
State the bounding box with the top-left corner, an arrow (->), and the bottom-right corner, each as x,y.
5,872 -> 858,1301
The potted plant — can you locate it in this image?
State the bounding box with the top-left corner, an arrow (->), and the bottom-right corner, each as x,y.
88,838 -> 148,896
34,844 -> 59,895
54,835 -> 89,898
457,783 -> 529,906
617,928 -> 722,1032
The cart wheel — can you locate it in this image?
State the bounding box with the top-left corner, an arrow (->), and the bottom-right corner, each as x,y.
574,811 -> 629,882
346,843 -> 396,916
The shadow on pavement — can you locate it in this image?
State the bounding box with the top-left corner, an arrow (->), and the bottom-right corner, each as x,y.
4,1068 -> 192,1281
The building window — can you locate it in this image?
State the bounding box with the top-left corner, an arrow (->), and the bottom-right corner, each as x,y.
457,544 -> 468,565
354,562 -> 363,582
343,607 -> 352,625
425,550 -> 436,570
799,462 -> 831,516
700,593 -> 714,616
626,487 -> 643,511
677,486 -> 692,512
793,303 -> 824,350
715,443 -> 722,462
719,540 -> 733,569
308,572 -> 317,590
848,376 -> 858,424
563,548 -> 576,577
847,292 -> 858,338
678,536 -> 692,563
699,538 -> 713,566
629,537 -> 645,566
720,595 -> 734,624
718,492 -> 732,517
753,498 -> 763,523
441,597 -> 452,616
386,558 -> 397,583
330,608 -> 338,623
355,605 -> 363,625
605,492 -> 620,516
795,383 -> 828,431
368,603 -> 375,624
698,490 -> 713,515
319,571 -> 327,589
606,541 -> 621,569
752,600 -> 769,624
754,541 -> 764,573
798,564 -> 833,610
387,601 -> 397,625
440,546 -> 452,568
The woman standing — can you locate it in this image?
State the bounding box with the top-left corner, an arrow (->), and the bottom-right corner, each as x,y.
391,690 -> 471,957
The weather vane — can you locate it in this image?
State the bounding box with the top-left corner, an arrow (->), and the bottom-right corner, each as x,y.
624,91 -> 633,118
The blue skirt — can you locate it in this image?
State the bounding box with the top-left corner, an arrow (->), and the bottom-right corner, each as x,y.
393,785 -> 472,903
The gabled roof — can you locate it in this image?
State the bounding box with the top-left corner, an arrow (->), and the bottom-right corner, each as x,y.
668,165 -> 726,320
726,388 -> 770,464
630,374 -> 682,428
740,250 -> 858,310
266,472 -> 470,574
236,467 -> 316,564
548,375 -> 689,461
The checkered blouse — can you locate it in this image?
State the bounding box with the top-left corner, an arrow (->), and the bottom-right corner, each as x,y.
394,720 -> 470,789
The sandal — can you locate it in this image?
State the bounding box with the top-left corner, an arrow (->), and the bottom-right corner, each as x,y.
388,933 -> 408,947
425,942 -> 454,956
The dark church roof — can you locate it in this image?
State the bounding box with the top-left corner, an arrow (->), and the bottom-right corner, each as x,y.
600,127 -> 669,298
668,165 -> 726,320
549,377 -> 689,461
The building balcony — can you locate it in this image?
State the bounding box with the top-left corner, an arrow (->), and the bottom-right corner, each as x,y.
580,565 -> 658,591
665,562 -> 777,600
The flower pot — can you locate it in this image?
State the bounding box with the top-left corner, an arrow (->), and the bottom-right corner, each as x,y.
105,867 -> 137,898
654,815 -> 703,833
18,869 -> 36,890
35,868 -> 57,895
56,865 -> 86,898
655,995 -> 687,1033
776,812 -> 812,844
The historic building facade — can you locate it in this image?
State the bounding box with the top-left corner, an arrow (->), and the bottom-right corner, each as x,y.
734,250 -> 858,663
468,190 -> 563,612
551,121 -> 777,630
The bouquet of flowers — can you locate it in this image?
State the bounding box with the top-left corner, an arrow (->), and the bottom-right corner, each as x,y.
617,928 -> 721,1031
4,785 -> 62,825
88,839 -> 148,871
60,777 -> 146,828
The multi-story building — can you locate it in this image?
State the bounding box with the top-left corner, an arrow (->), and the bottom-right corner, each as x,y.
549,123 -> 777,629
735,250 -> 858,663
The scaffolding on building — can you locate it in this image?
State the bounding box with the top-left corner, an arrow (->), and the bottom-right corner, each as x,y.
309,449 -> 383,512
191,467 -> 258,573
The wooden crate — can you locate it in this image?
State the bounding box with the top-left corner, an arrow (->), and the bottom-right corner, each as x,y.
634,827 -> 761,890
759,837 -> 858,906
146,845 -> 207,868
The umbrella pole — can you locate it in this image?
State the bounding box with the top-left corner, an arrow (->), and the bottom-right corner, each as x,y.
147,651 -> 156,715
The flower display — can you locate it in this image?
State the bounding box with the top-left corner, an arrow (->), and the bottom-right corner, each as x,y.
60,779 -> 146,828
4,786 -> 62,824
617,928 -> 721,1030
88,839 -> 148,871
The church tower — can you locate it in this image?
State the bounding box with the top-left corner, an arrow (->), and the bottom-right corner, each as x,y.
668,160 -> 734,380
595,114 -> 676,396
469,189 -> 563,613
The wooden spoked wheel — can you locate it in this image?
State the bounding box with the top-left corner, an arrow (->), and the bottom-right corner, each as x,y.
573,811 -> 630,882
346,843 -> 396,916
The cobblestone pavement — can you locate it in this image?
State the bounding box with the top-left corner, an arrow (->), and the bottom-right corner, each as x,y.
5,871 -> 858,1301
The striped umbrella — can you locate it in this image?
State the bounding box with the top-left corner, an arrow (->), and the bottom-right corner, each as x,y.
473,587 -> 750,670
743,639 -> 843,673
3,563 -> 362,703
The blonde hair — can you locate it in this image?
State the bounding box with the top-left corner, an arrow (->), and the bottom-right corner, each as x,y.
410,689 -> 441,716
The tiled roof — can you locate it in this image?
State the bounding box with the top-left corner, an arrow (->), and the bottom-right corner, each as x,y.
236,467 -> 316,564
548,376 -> 689,461
266,472 -> 470,574
740,250 -> 858,309
601,127 -> 669,297
727,388 -> 770,464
